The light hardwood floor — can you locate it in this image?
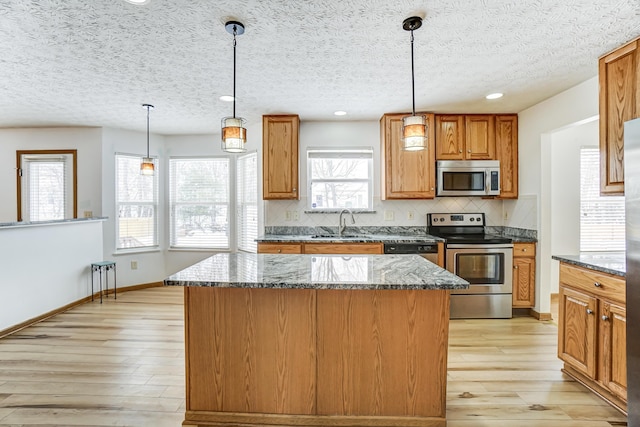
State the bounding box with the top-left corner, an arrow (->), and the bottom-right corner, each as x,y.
0,287 -> 627,426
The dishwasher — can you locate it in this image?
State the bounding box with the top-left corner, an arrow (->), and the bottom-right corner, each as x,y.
383,243 -> 439,264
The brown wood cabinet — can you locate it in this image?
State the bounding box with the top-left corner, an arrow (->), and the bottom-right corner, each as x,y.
435,114 -> 495,160
380,113 -> 436,199
599,36 -> 640,195
496,115 -> 519,199
558,262 -> 627,413
258,242 -> 382,254
512,242 -> 535,308
262,115 -> 300,200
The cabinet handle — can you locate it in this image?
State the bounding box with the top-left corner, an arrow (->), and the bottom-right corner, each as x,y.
602,315 -> 610,321
277,249 -> 282,253
514,265 -> 518,269
522,248 -> 527,252
594,282 -> 601,287
467,149 -> 471,153
586,309 -> 594,315
459,149 -> 462,153
293,188 -> 297,192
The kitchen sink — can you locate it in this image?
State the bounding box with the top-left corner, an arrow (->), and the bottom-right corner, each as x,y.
310,234 -> 369,239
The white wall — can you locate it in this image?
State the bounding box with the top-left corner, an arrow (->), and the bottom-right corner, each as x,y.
518,76 -> 599,313
264,120 -> 507,228
0,127 -> 103,223
549,120 -> 599,293
0,220 -> 104,331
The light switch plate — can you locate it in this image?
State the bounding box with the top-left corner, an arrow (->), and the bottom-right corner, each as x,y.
384,210 -> 394,221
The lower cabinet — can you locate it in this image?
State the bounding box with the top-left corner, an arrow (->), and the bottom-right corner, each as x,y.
557,262 -> 627,413
258,242 -> 383,254
512,243 -> 536,308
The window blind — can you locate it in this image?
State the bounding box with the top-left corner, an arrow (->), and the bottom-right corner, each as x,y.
169,157 -> 229,249
237,152 -> 258,253
27,159 -> 66,221
580,148 -> 625,251
116,154 -> 158,249
307,148 -> 373,210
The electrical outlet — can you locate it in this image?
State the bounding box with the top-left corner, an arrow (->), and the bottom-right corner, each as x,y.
83,210 -> 93,218
407,211 -> 415,220
384,210 -> 394,221
130,261 -> 138,270
285,211 -> 292,221
292,210 -> 299,221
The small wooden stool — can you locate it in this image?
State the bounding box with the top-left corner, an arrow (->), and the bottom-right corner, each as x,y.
91,261 -> 117,303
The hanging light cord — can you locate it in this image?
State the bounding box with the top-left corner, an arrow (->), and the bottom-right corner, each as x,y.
146,105 -> 151,157
410,28 -> 416,117
232,24 -> 237,119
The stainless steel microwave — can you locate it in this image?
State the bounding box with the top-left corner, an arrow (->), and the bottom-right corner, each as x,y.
436,160 -> 500,196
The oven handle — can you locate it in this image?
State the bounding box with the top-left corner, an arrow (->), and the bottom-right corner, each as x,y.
447,244 -> 514,249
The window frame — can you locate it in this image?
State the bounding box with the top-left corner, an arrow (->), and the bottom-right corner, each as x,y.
306,147 -> 374,212
168,156 -> 231,250
16,149 -> 77,222
115,153 -> 159,251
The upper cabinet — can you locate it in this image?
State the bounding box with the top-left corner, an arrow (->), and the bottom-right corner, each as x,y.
263,115 -> 300,200
495,115 -> 519,199
599,36 -> 640,195
435,115 -> 495,160
380,113 -> 436,199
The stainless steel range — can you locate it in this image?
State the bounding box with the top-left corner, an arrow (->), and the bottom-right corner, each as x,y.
427,213 -> 513,319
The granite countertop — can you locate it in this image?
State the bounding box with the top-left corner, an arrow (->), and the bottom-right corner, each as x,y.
165,253 -> 469,290
552,252 -> 626,277
256,233 -> 444,244
0,217 -> 107,229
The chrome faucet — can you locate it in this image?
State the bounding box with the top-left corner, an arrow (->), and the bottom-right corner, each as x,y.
338,209 -> 355,236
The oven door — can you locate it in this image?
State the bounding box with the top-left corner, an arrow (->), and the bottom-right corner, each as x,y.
446,245 -> 513,294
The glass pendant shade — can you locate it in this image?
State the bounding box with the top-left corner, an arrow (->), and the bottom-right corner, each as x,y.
221,116 -> 247,153
140,158 -> 155,175
402,114 -> 427,151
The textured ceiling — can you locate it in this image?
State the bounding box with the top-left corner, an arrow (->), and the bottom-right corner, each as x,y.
0,0 -> 639,135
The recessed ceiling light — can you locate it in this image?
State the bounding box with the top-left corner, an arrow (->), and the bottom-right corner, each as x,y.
486,92 -> 503,100
220,95 -> 235,102
334,111 -> 347,116
124,0 -> 150,4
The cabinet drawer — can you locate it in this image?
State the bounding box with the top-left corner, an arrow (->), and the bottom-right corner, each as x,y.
513,242 -> 535,257
257,243 -> 303,254
559,263 -> 625,303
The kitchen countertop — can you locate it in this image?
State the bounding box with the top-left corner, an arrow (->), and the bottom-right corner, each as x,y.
164,253 -> 469,290
256,233 -> 444,244
552,252 -> 626,277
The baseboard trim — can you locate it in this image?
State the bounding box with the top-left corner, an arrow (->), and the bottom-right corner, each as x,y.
0,281 -> 164,339
530,308 -> 553,321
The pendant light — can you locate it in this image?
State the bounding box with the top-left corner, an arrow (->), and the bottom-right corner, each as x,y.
221,21 -> 247,153
140,103 -> 155,175
402,16 -> 427,151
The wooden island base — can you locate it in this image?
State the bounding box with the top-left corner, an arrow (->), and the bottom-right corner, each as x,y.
183,287 -> 450,427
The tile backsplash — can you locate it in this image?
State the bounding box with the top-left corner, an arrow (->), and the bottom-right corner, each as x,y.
265,196 -> 537,230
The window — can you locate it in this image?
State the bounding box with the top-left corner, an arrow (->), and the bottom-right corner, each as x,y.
17,150 -> 76,222
307,148 -> 373,210
237,152 -> 258,252
169,157 -> 229,249
116,154 -> 158,249
580,147 -> 625,251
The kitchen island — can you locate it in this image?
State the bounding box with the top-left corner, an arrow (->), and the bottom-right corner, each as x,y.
165,253 -> 468,427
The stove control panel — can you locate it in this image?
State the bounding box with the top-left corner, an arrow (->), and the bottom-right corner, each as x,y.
427,213 -> 486,227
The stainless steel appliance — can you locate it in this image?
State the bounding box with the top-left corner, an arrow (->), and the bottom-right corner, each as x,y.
383,242 -> 438,264
427,213 -> 513,319
436,160 -> 500,197
624,118 -> 640,426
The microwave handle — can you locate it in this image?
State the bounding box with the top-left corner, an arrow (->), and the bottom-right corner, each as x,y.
485,169 -> 491,194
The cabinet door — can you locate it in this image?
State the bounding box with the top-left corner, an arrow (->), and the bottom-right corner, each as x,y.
263,115 -> 300,200
380,113 -> 435,199
599,38 -> 639,195
465,115 -> 495,159
513,257 -> 535,308
435,115 -> 465,160
599,301 -> 627,400
496,115 -> 518,199
303,243 -> 383,254
558,286 -> 597,379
